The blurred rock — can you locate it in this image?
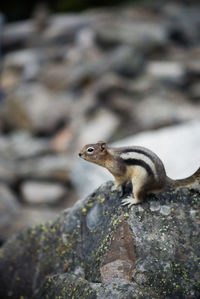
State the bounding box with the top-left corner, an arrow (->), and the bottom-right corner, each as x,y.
2,49 -> 41,85
0,183 -> 60,239
109,46 -> 144,78
134,92 -> 200,130
75,27 -> 95,49
185,59 -> 200,84
43,14 -> 94,45
166,4 -> 200,46
78,108 -> 120,145
2,14 -> 93,53
2,20 -> 34,52
189,83 -> 200,101
51,125 -> 75,152
0,131 -> 50,159
0,154 -> 71,184
41,45 -> 143,91
96,81 -> 136,125
1,69 -> 21,91
4,84 -> 72,133
21,181 -> 66,204
96,21 -> 167,53
0,184 -> 20,242
0,158 -> 18,184
0,203 -> 58,242
19,154 -> 71,181
146,61 -> 184,84
19,206 -> 58,227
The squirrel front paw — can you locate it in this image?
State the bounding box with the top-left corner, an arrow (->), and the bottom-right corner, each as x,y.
121,196 -> 142,207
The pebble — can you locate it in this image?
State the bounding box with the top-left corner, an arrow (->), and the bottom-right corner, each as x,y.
150,201 -> 160,212
160,205 -> 171,216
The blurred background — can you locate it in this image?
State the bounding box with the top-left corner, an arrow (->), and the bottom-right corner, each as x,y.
0,0 -> 200,245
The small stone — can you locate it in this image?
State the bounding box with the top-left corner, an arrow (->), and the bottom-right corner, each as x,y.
160,205 -> 171,216
134,272 -> 147,285
150,201 -> 160,212
21,181 -> 66,204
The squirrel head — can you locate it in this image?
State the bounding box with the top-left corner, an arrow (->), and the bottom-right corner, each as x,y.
79,141 -> 108,166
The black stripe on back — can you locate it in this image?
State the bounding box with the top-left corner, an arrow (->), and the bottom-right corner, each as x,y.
123,158 -> 154,177
121,148 -> 154,163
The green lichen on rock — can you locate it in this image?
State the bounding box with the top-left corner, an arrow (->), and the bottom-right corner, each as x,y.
35,274 -> 97,299
0,181 -> 199,298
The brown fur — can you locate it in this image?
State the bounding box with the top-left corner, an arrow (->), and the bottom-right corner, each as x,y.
79,141 -> 200,205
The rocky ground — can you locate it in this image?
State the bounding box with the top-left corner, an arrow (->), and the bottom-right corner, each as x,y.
0,1 -> 200,243
0,182 -> 199,298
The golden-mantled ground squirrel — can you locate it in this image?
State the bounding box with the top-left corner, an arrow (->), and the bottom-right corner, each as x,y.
79,141 -> 200,207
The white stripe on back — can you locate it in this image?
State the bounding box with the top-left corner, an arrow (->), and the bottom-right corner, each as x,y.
120,152 -> 157,178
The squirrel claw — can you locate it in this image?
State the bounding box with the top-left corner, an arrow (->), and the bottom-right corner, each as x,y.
122,196 -> 140,207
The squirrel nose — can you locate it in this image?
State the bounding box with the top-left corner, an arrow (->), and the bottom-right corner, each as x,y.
79,153 -> 82,157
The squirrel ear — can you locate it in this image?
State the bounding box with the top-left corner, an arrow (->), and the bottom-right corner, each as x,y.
97,141 -> 107,151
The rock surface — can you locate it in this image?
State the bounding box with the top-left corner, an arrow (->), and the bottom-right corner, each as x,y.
0,181 -> 199,298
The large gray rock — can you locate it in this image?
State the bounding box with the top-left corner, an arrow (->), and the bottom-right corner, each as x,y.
0,181 -> 199,298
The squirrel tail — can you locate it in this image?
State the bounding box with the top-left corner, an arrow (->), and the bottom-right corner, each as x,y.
166,167 -> 200,188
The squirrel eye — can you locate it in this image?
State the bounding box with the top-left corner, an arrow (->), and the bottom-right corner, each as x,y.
87,147 -> 94,153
